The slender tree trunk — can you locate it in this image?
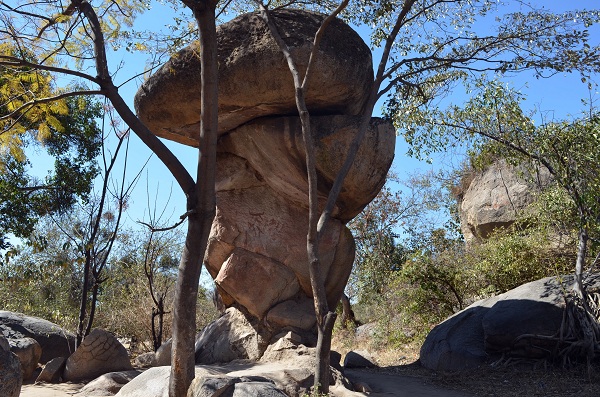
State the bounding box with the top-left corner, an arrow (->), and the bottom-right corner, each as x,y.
169,2 -> 218,396
76,253 -> 92,347
84,281 -> 99,336
574,227 -> 588,298
340,293 -> 359,329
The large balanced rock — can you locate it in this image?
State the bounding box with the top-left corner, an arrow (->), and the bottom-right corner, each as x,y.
9,337 -> 42,380
0,310 -> 75,363
136,9 -> 394,338
420,274 -> 600,371
0,335 -> 22,397
63,328 -> 133,382
135,9 -> 373,145
458,160 -> 552,242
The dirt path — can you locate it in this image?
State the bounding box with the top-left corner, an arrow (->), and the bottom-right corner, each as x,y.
344,369 -> 473,397
20,382 -> 84,397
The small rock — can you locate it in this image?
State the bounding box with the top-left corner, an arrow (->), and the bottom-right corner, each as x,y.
134,351 -> 156,368
36,356 -> 66,384
75,370 -> 141,396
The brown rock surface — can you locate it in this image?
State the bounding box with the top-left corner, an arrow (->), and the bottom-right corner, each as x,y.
134,9 -> 373,144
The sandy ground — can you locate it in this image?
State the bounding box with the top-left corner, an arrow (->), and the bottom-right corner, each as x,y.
21,382 -> 85,397
20,368 -> 473,397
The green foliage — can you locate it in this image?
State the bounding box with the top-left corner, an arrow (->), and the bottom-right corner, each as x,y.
0,95 -> 103,248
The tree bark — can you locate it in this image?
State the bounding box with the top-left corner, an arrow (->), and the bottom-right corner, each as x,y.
169,2 -> 218,396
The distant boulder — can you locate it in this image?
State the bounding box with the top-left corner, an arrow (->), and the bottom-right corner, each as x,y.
458,160 -> 552,243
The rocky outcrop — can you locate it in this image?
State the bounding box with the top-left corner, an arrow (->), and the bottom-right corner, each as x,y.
0,335 -> 22,397
458,160 -> 552,243
63,329 -> 133,382
135,10 -> 373,145
0,310 -> 75,363
420,274 -> 600,371
135,9 -> 394,337
8,336 -> 42,380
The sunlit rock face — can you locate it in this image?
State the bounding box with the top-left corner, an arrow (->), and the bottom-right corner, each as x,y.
135,9 -> 395,335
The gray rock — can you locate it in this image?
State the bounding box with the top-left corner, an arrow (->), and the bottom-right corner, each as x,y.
9,336 -> 42,380
35,356 -> 66,383
135,9 -> 373,144
134,351 -> 156,368
343,350 -> 378,369
195,307 -> 267,364
75,370 -> 141,396
0,335 -> 22,397
420,274 -> 600,371
64,328 -> 133,382
0,310 -> 75,363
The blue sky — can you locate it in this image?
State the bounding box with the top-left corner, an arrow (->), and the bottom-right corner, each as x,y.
24,0 -> 600,232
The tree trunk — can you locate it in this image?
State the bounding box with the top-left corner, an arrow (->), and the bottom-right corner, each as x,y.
169,2 -> 218,396
84,280 -> 99,337
76,252 -> 92,347
574,227 -> 588,298
340,293 -> 359,329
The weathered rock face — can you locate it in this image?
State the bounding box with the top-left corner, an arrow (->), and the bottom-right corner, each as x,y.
0,310 -> 75,364
63,328 -> 133,382
0,335 -> 22,397
420,274 -> 599,371
136,9 -> 394,337
135,9 -> 373,145
458,160 -> 552,242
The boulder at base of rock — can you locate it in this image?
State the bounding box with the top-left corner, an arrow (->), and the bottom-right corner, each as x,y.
153,339 -> 171,367
420,274 -> 600,371
63,328 -> 133,382
75,370 -> 141,396
36,356 -> 66,383
343,351 -> 378,369
0,335 -> 22,397
0,310 -> 75,363
9,336 -> 42,380
195,307 -> 268,364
